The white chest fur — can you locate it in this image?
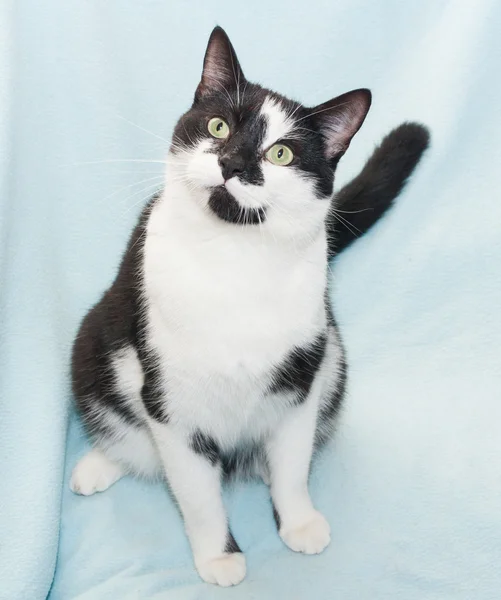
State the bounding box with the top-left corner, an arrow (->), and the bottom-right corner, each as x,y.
143,192 -> 328,444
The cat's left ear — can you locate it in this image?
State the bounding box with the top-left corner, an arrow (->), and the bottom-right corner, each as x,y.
310,89 -> 371,159
195,26 -> 246,101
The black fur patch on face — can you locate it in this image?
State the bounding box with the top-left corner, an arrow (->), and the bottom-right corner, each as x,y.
173,85 -> 268,186
208,187 -> 266,225
269,333 -> 327,404
217,111 -> 267,186
190,430 -> 220,465
225,531 -> 241,554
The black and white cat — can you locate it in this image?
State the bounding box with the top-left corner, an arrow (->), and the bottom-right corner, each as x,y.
70,27 -> 429,586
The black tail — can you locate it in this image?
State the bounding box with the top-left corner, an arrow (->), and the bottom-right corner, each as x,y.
327,122 -> 430,258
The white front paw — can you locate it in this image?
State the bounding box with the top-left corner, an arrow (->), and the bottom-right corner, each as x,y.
196,553 -> 246,587
70,449 -> 124,496
280,510 -> 331,554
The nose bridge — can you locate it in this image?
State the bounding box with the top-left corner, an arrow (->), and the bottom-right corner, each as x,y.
223,129 -> 248,158
218,120 -> 262,180
219,129 -> 253,178
220,142 -> 244,163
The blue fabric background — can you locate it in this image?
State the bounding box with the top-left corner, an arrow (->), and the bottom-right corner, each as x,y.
1,1 -> 500,598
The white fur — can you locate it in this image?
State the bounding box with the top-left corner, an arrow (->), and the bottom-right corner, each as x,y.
149,419 -> 246,585
260,96 -> 296,150
144,190 -> 328,445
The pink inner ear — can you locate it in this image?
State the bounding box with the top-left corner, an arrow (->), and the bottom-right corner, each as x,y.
322,110 -> 356,156
202,54 -> 233,91
198,27 -> 245,97
312,89 -> 371,159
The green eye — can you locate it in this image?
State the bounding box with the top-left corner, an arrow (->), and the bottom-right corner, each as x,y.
266,144 -> 294,166
208,117 -> 230,139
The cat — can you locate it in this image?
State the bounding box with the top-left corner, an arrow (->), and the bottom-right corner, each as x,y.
70,26 -> 429,587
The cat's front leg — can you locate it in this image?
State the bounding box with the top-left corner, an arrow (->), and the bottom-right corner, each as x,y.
149,422 -> 245,587
267,398 -> 331,554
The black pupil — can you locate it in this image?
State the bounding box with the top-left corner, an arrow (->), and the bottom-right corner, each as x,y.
216,121 -> 223,131
277,148 -> 283,158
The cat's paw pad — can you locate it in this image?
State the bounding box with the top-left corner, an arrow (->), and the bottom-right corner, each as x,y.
280,511 -> 331,554
70,450 -> 124,496
196,553 -> 246,587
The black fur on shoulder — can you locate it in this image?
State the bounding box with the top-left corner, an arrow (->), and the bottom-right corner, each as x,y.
328,122 -> 430,257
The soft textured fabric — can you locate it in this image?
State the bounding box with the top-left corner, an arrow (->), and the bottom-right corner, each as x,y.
1,1 -> 500,598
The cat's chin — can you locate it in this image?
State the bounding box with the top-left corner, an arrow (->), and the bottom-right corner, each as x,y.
207,187 -> 266,226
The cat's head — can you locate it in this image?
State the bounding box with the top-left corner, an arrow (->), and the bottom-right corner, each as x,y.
168,27 -> 370,242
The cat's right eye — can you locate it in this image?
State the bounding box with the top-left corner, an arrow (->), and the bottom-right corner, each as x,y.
208,117 -> 230,139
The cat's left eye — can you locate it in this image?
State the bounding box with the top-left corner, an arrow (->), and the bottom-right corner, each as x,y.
266,144 -> 294,166
208,117 -> 230,139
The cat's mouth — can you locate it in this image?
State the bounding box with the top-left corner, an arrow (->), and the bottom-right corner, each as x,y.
207,186 -> 266,226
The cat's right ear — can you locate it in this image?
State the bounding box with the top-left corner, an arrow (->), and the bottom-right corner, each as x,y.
195,26 -> 245,102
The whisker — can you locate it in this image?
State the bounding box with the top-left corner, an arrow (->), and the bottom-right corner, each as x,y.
241,80 -> 248,107
228,50 -> 240,106
333,206 -> 374,214
296,100 -> 351,123
211,78 -> 235,109
116,170 -> 165,174
67,159 -> 166,167
331,210 -> 362,237
115,115 -> 170,145
101,175 -> 164,203
122,189 -> 163,217
120,181 -> 164,213
181,117 -> 196,146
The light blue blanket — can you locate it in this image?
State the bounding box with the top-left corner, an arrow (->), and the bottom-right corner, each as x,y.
2,1 -> 500,598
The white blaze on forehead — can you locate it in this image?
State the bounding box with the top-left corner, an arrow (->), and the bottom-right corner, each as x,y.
260,96 -> 296,150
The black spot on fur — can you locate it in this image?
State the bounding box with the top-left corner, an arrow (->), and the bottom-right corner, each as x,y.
208,187 -> 266,225
191,430 -> 220,465
269,333 -> 327,404
221,443 -> 264,479
314,316 -> 347,449
225,531 -> 241,554
141,351 -> 169,423
320,354 -> 346,423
